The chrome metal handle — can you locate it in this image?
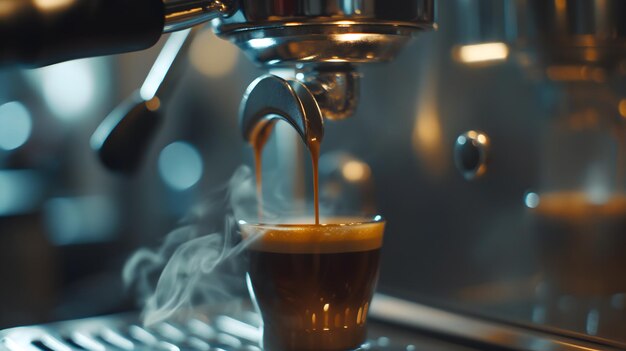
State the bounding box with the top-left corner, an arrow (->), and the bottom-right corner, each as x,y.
163,0 -> 235,33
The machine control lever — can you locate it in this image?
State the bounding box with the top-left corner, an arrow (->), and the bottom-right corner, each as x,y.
91,28 -> 197,174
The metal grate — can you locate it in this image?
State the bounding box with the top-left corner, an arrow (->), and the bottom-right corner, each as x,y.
0,312 -> 413,351
3,295 -> 622,351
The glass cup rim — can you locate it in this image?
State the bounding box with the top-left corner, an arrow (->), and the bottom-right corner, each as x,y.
237,214 -> 385,228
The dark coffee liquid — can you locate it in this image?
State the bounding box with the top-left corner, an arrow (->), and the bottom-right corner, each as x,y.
310,140 -> 320,225
250,122 -> 276,220
245,94 -> 372,351
247,248 -> 380,351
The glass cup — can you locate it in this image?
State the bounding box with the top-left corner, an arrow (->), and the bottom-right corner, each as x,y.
239,216 -> 385,351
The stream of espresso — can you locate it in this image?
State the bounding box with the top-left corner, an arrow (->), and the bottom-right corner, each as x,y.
250,124 -> 322,225
250,124 -> 274,219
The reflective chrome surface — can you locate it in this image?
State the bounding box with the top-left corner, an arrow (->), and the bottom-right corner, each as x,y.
214,0 -> 436,67
239,75 -> 324,145
0,295 -> 618,351
454,131 -> 490,180
163,0 -> 235,33
512,0 -> 626,75
297,65 -> 361,120
5,0 -> 626,349
370,294 -> 622,351
162,0 -> 436,67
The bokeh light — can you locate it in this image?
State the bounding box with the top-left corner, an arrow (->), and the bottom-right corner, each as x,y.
190,30 -> 239,78
158,141 -> 203,191
342,160 -> 371,183
35,58 -> 99,120
0,101 -> 32,151
524,192 -> 540,209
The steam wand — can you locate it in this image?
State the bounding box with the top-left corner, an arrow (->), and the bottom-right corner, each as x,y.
91,28 -> 198,174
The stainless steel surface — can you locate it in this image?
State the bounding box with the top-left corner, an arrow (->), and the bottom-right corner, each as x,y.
297,65 -> 361,120
239,75 -> 324,146
4,0 -> 626,349
214,0 -> 435,67
512,0 -> 626,75
370,294 -> 623,351
1,295 -> 619,351
162,0 -> 436,67
163,0 -> 234,33
109,1 -> 435,173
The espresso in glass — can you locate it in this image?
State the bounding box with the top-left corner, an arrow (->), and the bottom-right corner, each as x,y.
241,217 -> 385,351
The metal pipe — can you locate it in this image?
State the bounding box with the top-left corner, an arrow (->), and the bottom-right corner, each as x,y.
163,0 -> 235,33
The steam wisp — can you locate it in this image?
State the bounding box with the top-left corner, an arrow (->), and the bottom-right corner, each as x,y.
122,160 -> 351,326
123,166 -> 259,326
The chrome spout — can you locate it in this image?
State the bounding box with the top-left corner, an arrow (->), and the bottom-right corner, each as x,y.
240,75 -> 324,149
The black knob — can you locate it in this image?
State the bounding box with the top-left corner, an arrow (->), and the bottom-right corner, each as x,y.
454,130 -> 490,180
0,0 -> 164,67
90,92 -> 163,174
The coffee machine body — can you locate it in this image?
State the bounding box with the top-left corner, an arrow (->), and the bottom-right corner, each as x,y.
0,0 -> 626,350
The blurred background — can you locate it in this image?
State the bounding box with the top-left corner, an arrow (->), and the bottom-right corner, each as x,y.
1,0 -> 625,347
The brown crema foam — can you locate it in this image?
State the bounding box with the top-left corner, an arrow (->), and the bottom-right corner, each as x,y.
240,218 -> 385,254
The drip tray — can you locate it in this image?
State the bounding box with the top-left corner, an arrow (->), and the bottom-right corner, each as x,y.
3,294 -> 618,351
0,308 -> 481,351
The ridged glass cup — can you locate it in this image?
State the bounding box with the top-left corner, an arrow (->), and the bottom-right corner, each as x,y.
239,216 -> 385,351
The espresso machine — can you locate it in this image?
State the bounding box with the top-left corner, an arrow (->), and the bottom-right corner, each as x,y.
1,0 -> 626,350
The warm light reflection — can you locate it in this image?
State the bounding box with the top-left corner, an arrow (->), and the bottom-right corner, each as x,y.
454,42 -> 509,64
335,33 -> 370,42
412,85 -> 445,176
342,161 -> 370,182
476,133 -> 487,145
530,192 -> 626,219
33,0 -> 74,11
619,99 -> 626,118
417,109 -> 442,146
546,65 -> 606,82
555,0 -> 566,11
566,108 -> 599,129
190,29 -> 238,78
0,1 -> 17,16
584,48 -> 599,62
323,303 -> 330,330
145,97 -> 161,111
